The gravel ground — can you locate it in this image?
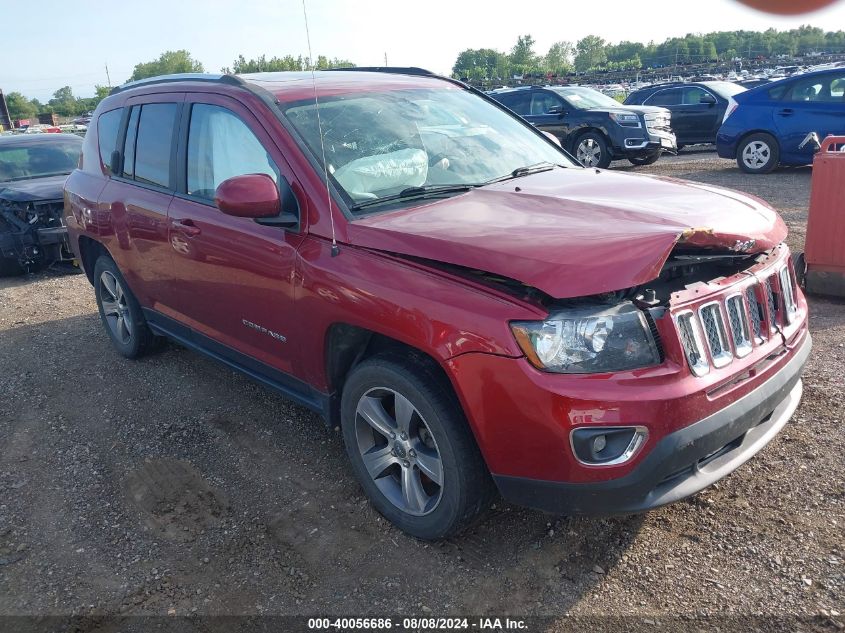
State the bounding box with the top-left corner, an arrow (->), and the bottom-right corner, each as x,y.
0,151 -> 843,632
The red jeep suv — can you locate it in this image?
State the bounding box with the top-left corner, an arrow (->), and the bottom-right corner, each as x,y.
64,69 -> 810,539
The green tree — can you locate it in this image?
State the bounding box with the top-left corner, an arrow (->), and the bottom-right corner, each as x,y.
48,86 -> 78,116
509,34 -> 538,70
574,35 -> 607,72
129,50 -> 204,81
221,54 -> 354,74
544,41 -> 574,74
452,48 -> 510,80
5,92 -> 38,120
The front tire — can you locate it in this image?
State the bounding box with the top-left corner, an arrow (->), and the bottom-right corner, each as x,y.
628,151 -> 661,166
737,133 -> 779,174
574,132 -> 612,169
93,255 -> 157,359
341,354 -> 494,540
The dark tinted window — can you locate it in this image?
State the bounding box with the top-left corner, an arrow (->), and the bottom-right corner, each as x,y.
530,91 -> 562,115
186,104 -> 278,200
122,106 -> 140,179
682,87 -> 714,105
133,103 -> 177,188
97,108 -> 122,172
768,84 -> 788,100
498,92 -> 531,115
785,72 -> 845,102
646,88 -> 682,106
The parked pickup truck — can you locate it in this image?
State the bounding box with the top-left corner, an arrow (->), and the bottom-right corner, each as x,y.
64,69 -> 809,539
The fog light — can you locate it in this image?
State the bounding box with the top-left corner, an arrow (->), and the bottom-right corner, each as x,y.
570,426 -> 648,466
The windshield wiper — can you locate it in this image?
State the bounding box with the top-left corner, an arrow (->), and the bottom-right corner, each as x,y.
349,183 -> 476,211
483,162 -> 557,185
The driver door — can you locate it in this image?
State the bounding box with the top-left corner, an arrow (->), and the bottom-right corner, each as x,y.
164,93 -> 305,376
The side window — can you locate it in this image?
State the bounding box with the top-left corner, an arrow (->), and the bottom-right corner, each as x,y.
186,104 -> 279,200
134,103 -> 178,188
832,77 -> 845,98
97,108 -> 122,172
500,92 -> 531,116
768,84 -> 788,101
122,106 -> 140,179
786,78 -> 824,102
530,92 -> 561,115
682,87 -> 710,105
646,89 -> 682,106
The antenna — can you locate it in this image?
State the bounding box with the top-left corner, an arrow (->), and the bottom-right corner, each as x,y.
301,0 -> 339,257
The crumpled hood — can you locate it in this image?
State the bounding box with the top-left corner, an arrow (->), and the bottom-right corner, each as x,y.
347,168 -> 786,299
0,175 -> 67,203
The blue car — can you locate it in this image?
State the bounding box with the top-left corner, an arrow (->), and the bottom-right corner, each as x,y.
717,68 -> 845,173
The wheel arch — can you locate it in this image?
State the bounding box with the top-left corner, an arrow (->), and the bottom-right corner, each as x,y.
77,235 -> 112,286
324,324 -> 466,431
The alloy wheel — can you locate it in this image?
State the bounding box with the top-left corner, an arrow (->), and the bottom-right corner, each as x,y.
99,271 -> 133,345
577,138 -> 602,167
354,387 -> 444,516
742,140 -> 772,170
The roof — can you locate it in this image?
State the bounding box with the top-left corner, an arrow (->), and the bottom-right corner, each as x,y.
109,70 -> 460,105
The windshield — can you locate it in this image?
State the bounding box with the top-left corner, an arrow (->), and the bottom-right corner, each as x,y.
706,82 -> 747,98
281,87 -> 572,211
550,87 -> 623,110
0,139 -> 82,182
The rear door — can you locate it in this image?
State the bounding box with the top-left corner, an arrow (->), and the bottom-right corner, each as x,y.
164,93 -> 305,376
773,71 -> 845,164
96,94 -> 183,312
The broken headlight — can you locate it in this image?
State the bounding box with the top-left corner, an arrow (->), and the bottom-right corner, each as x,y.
511,302 -> 661,373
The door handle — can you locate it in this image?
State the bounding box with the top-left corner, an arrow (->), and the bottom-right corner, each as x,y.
777,108 -> 795,117
172,218 -> 201,237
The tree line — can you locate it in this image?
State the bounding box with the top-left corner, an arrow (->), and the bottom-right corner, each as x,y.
452,26 -> 845,80
4,50 -> 355,121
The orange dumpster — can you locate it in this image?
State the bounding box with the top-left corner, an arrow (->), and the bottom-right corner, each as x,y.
803,135 -> 845,298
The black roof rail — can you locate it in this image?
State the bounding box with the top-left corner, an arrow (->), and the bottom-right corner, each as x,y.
109,73 -> 246,95
327,66 -> 435,77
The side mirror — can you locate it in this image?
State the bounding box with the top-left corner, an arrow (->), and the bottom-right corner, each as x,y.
547,105 -> 564,115
215,173 -> 282,217
701,93 -> 718,106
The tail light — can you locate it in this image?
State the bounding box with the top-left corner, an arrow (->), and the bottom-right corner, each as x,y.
723,97 -> 739,123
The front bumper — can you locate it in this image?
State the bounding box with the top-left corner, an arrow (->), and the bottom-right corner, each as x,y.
493,332 -> 810,515
612,131 -> 677,157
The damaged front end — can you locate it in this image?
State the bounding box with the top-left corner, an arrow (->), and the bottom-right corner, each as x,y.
0,196 -> 75,274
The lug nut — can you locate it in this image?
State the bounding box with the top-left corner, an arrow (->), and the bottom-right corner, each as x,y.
402,460 -> 410,468
409,449 -> 416,457
390,432 -> 396,439
400,433 -> 408,440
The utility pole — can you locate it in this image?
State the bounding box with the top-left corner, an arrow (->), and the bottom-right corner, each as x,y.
105,63 -> 112,88
384,52 -> 388,66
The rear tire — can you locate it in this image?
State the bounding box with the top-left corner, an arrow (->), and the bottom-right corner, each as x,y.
93,255 -> 157,359
341,354 -> 495,540
0,257 -> 23,277
628,152 -> 661,166
737,133 -> 779,174
574,132 -> 612,169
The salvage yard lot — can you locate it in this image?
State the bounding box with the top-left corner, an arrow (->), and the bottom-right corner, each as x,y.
0,152 -> 843,627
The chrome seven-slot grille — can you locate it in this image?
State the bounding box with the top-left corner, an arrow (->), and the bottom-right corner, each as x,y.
644,112 -> 672,134
675,264 -> 799,377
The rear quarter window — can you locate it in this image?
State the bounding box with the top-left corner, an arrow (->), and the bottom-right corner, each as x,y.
97,108 -> 123,173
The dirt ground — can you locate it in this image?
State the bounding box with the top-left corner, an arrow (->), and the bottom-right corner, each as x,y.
1,150 -> 843,632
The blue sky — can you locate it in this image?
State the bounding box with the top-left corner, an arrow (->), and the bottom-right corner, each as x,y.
3,0 -> 845,101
